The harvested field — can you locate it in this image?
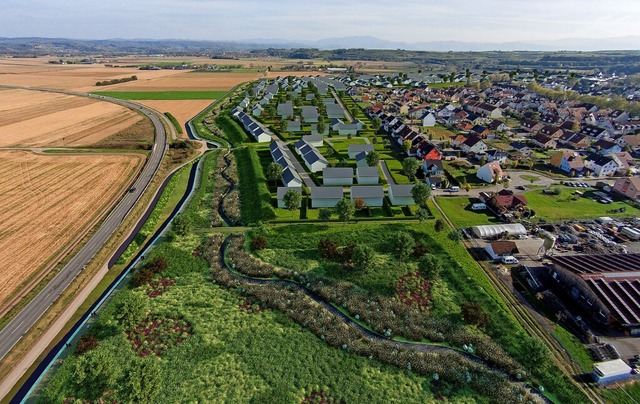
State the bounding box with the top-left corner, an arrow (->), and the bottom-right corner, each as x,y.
105,72 -> 262,91
0,89 -> 143,147
134,100 -> 213,137
0,150 -> 144,308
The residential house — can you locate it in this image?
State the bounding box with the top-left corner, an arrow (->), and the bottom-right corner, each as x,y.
489,192 -> 529,213
277,101 -> 294,119
301,134 -> 323,148
252,104 -> 264,117
477,161 -> 505,183
416,141 -> 442,160
531,133 -> 557,149
584,154 -> 619,177
488,120 -> 508,132
485,241 -> 519,260
618,133 -> 640,150
338,123 -> 359,136
461,136 -> 488,155
311,187 -> 344,208
580,124 -> 609,140
607,152 -> 635,174
540,125 -> 563,139
426,176 -> 445,189
356,166 -> 379,184
484,149 -> 509,164
423,159 -> 444,176
325,103 -> 345,119
612,177 -> 640,200
348,144 -> 374,159
388,185 -> 415,206
287,120 -> 301,132
522,119 -> 544,133
281,166 -> 303,188
420,112 -> 436,127
549,151 -> 584,176
355,152 -> 369,168
470,125 -> 491,139
566,133 -> 591,149
323,167 -> 354,186
351,186 -> 384,207
592,139 -> 622,155
277,187 -> 302,208
301,106 -> 319,123
301,148 -> 329,173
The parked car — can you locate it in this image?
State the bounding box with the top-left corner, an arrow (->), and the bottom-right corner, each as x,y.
501,256 -> 519,264
516,185 -> 526,190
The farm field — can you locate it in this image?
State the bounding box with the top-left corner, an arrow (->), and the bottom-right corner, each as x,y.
93,91 -> 227,100
103,72 -> 263,92
0,150 -> 144,308
132,100 -> 212,135
0,89 -> 143,147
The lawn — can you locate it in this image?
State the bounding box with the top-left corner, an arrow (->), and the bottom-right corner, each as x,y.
93,91 -> 228,100
519,174 -> 541,183
551,325 -> 594,373
435,196 -> 498,228
425,125 -> 456,140
235,146 -> 275,225
525,188 -> 640,222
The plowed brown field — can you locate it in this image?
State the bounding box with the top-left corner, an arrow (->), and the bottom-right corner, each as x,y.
0,150 -> 144,307
0,89 -> 143,147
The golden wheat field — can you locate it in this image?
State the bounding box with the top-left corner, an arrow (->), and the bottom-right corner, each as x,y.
0,150 -> 144,307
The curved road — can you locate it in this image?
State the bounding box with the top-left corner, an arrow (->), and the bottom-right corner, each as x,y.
0,86 -> 167,360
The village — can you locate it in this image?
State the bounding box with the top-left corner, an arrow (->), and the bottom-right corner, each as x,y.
229,71 -> 640,388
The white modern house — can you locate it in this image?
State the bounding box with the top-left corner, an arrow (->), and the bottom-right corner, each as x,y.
350,186 -> 384,207
281,166 -> 303,188
323,167 -> 354,186
356,166 -> 379,184
388,185 -> 415,205
302,148 -> 329,173
420,112 -> 436,127
476,162 -> 505,183
311,187 -> 344,208
348,144 -> 374,159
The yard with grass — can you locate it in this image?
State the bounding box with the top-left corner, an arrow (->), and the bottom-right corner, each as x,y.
435,196 -> 498,228
425,125 -> 457,140
93,91 -> 228,100
525,187 -> 640,222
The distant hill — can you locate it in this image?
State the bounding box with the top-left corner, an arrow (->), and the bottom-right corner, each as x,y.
0,35 -> 638,57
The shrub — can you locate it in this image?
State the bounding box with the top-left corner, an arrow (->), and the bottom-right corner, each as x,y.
354,197 -> 367,210
340,243 -> 356,263
412,242 -> 429,259
434,218 -> 446,232
251,235 -> 268,251
318,208 -> 332,222
352,245 -> 375,271
318,238 -> 339,259
74,335 -> 98,355
393,231 -> 415,261
461,302 -> 490,329
131,268 -> 154,287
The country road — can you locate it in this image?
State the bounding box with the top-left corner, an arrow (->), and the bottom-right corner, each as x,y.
0,86 -> 167,360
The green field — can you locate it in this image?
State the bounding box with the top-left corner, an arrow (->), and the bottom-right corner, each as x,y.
40,239 -> 443,403
93,91 -> 228,100
435,197 -> 498,228
525,188 -> 640,222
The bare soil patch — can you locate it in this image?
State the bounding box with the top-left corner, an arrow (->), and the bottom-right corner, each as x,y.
0,150 -> 144,308
0,89 -> 143,147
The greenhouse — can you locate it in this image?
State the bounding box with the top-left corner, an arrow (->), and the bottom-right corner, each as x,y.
471,223 -> 527,239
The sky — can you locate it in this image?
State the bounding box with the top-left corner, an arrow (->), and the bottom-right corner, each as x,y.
1,0 -> 639,44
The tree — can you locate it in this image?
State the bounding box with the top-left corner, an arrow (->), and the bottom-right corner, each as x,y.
411,182 -> 430,207
336,198 -> 355,222
352,245 -> 375,271
116,291 -> 147,329
318,208 -> 332,222
74,334 -> 98,355
171,214 -> 191,237
402,158 -> 420,181
365,151 -> 380,167
266,162 -> 282,187
316,117 -> 326,134
125,358 -> 164,403
283,189 -> 302,218
402,140 -> 412,155
434,218 -> 445,232
520,337 -> 551,370
71,344 -> 123,401
448,230 -> 461,241
419,254 -> 443,280
353,197 -> 367,210
416,207 -> 429,222
372,117 -> 382,130
461,302 -> 490,329
464,183 -> 472,193
394,231 -> 415,261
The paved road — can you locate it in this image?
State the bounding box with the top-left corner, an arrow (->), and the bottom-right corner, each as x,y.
0,86 -> 167,360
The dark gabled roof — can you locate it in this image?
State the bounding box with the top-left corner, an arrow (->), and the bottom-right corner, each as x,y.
311,187 -> 343,199
463,136 -> 484,147
423,159 -> 443,169
471,125 -> 488,134
586,154 -> 615,167
281,166 -> 301,184
356,166 -> 379,177
487,120 -> 506,130
540,125 -> 561,135
351,186 -> 384,199
323,167 -> 353,178
532,133 -> 554,144
593,139 -> 617,149
389,184 -> 414,197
